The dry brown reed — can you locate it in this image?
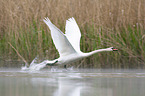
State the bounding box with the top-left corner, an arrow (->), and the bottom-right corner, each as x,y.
0,0 -> 145,68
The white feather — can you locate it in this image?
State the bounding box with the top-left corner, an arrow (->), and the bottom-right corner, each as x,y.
43,17 -> 117,66
65,17 -> 81,52
43,17 -> 76,57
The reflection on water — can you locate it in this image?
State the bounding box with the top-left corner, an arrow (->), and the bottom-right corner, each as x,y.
0,68 -> 145,96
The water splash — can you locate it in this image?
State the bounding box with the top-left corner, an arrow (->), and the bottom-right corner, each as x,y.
21,57 -> 76,72
21,57 -> 48,71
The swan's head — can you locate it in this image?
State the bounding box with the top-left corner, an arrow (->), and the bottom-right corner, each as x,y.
107,47 -> 118,51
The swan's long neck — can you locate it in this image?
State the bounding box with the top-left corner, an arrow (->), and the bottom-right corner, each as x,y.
83,48 -> 112,57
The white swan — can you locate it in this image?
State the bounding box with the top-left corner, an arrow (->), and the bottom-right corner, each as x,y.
42,17 -> 118,66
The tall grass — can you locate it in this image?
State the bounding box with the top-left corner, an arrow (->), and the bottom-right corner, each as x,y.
0,0 -> 145,68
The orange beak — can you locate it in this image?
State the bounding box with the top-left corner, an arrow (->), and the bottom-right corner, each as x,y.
113,48 -> 118,51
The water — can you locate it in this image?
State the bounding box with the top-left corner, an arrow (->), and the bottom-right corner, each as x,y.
0,68 -> 145,96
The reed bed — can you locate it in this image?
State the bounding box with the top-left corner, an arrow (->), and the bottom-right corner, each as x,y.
0,0 -> 145,68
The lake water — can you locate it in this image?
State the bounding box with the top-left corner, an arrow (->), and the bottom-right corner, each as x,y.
0,68 -> 145,96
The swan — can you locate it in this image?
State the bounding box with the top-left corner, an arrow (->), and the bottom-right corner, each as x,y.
42,17 -> 118,66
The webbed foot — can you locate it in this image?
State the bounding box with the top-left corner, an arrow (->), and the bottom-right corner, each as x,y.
46,60 -> 58,66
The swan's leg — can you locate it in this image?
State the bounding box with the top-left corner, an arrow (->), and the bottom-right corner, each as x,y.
64,65 -> 67,69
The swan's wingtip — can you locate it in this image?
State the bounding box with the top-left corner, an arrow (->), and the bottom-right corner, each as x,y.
71,17 -> 74,19
43,17 -> 51,23
66,17 -> 76,23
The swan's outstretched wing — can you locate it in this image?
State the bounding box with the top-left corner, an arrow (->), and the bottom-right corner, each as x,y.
43,17 -> 76,57
65,17 -> 81,52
